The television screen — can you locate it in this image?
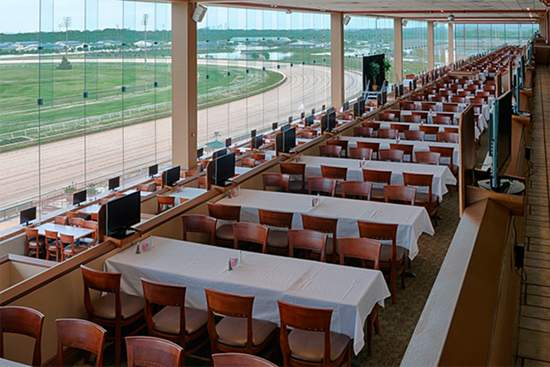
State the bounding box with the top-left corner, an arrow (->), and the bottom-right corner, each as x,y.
321,115 -> 328,133
252,134 -> 263,149
250,129 -> 256,138
381,90 -> 387,105
212,148 -> 227,159
197,148 -> 204,158
282,128 -> 296,153
343,101 -> 349,111
305,115 -> 314,127
281,124 -> 291,132
166,166 -> 180,187
214,152 -> 236,186
225,138 -> 232,147
327,107 -> 335,114
106,191 -> 141,238
412,79 -> 417,90
108,176 -> 120,191
148,164 -> 158,177
272,122 -> 278,130
328,112 -> 336,131
300,112 -> 305,119
20,207 -> 36,225
73,190 -> 86,206
311,108 -> 315,115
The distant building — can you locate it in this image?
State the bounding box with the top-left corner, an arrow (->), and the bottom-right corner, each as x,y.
229,37 -> 291,44
56,41 -> 83,48
134,40 -> 154,47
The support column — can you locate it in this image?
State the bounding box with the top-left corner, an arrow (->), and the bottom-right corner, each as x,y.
427,21 -> 435,71
331,13 -> 345,107
448,22 -> 455,63
393,18 -> 403,83
171,2 -> 197,170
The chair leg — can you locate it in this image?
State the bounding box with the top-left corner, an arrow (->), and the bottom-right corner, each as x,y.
367,314 -> 373,356
449,184 -> 454,197
390,272 -> 397,304
374,314 -> 381,335
115,326 -> 121,366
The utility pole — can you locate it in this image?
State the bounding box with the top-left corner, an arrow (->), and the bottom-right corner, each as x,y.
142,14 -> 149,71
61,17 -> 71,56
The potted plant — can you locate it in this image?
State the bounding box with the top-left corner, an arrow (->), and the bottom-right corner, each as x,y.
367,62 -> 381,91
382,59 -> 392,82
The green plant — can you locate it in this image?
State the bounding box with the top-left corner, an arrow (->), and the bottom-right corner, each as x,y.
367,62 -> 381,85
56,56 -> 73,70
64,182 -> 76,195
382,59 -> 392,79
87,183 -> 99,196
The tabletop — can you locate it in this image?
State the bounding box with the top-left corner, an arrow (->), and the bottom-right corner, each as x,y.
35,223 -> 94,240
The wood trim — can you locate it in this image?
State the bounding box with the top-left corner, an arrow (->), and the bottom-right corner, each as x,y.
2,254 -> 54,269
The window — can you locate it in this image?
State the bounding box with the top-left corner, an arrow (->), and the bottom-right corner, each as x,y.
403,20 -> 428,78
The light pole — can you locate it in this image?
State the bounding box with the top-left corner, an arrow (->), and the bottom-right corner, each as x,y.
61,16 -> 71,56
142,14 -> 149,71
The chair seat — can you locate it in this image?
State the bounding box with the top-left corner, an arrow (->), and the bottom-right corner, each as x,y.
63,245 -> 87,255
380,244 -> 406,263
415,193 -> 439,205
92,293 -> 144,320
216,225 -> 234,241
79,237 -> 96,246
27,239 -> 44,248
288,329 -> 350,363
47,244 -> 59,250
370,187 -> 385,201
216,317 -> 276,348
288,181 -> 305,193
267,230 -> 288,249
152,306 -> 207,335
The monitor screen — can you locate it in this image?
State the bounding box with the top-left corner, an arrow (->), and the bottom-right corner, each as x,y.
106,191 -> 141,237
197,148 -> 204,158
73,190 -> 87,206
214,152 -> 236,186
412,79 -> 417,90
288,116 -> 293,123
250,129 -> 256,138
322,104 -> 326,111
166,166 -> 180,187
343,101 -> 349,111
381,90 -> 387,105
148,164 -> 158,177
225,138 -> 232,147
328,111 -> 336,131
212,148 -> 227,159
327,107 -> 335,114
20,206 -> 36,225
282,128 -> 296,153
321,115 -> 328,133
252,134 -> 263,149
300,112 -> 305,119
272,122 -> 278,130
311,108 -> 315,115
305,115 -> 314,127
281,124 -> 291,132
108,176 -> 120,191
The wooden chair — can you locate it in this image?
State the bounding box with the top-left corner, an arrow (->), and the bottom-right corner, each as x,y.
384,185 -> 416,205
79,220 -> 98,248
114,193 -> 126,199
299,131 -> 316,139
288,229 -> 328,262
308,177 -> 337,197
431,95 -> 445,102
182,214 -> 216,245
320,165 -> 347,192
262,173 -> 290,192
379,149 -> 404,163
403,172 -> 439,225
430,145 -> 458,196
157,196 -> 175,213
419,125 -> 439,136
0,306 -> 44,367
353,127 -> 373,138
357,142 -> 380,160
301,214 -> 339,264
66,212 -> 78,220
242,157 -> 257,168
136,183 -> 152,192
205,288 -> 277,359
421,102 -> 435,111
432,115 -> 451,125
25,228 -> 44,259
277,300 -> 351,367
377,113 -> 395,122
126,336 -> 184,367
251,154 -> 266,163
71,217 -> 84,228
415,151 -> 441,165
402,114 -> 421,123
358,221 -> 404,304
443,104 -> 460,112
470,97 -> 485,104
404,130 -> 425,141
401,102 -> 416,110
81,265 -> 145,366
390,124 -> 410,133
361,121 -> 381,132
142,279 -> 208,356
61,234 -> 87,261
450,96 -> 466,103
55,216 -> 68,225
378,129 -> 397,139
362,169 -> 392,202
319,145 -> 341,158
233,222 -> 269,254
98,198 -> 110,205
56,319 -> 106,367
437,132 -> 459,143
208,203 -> 241,247
280,162 -> 306,193
259,209 -> 293,255
326,139 -> 349,158
213,353 -> 277,367
349,147 -> 372,160
45,230 -> 61,262
340,181 -> 372,201
338,238 -> 382,356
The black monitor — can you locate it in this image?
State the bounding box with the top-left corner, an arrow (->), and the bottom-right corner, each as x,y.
272,122 -> 278,130
327,107 -> 335,114
73,190 -> 86,206
328,111 -> 336,131
282,128 -> 296,153
381,90 -> 387,105
148,164 -> 158,177
311,108 -> 316,115
343,101 -> 349,111
412,78 -> 417,90
288,116 -> 293,124
197,148 -> 204,158
250,129 -> 256,138
212,148 -> 227,159
322,104 -> 326,111
214,152 -> 236,186
252,134 -> 263,149
281,123 -> 291,132
353,100 -> 365,118
225,138 -> 232,147
166,166 -> 180,187
106,191 -> 141,239
305,115 -> 314,127
108,176 -> 120,191
399,84 -> 404,97
489,91 -> 512,190
300,112 -> 305,119
20,206 -> 36,225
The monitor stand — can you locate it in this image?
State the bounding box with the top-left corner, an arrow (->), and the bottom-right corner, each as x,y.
478,179 -> 525,195
110,229 -> 136,240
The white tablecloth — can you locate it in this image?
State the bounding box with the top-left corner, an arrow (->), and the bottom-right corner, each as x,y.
104,237 -> 391,354
400,110 -> 462,124
373,121 -> 459,141
339,137 -> 460,164
299,155 -> 456,201
167,187 -> 207,203
218,189 -> 434,260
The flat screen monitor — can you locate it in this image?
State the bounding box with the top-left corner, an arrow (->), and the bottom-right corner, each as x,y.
108,176 -> 120,191
20,207 -> 36,225
250,129 -> 256,138
197,148 -> 204,158
212,148 -> 227,159
214,152 -> 236,186
305,115 -> 314,127
300,112 -> 305,119
343,101 -> 349,111
272,122 -> 278,130
166,166 -> 180,187
282,128 -> 296,153
288,116 -> 293,123
252,134 -> 263,149
490,91 -> 512,190
106,191 -> 141,238
327,107 -> 335,114
225,138 -> 232,147
148,164 -> 158,177
281,124 -> 291,132
73,190 -> 86,206
381,90 -> 387,105
412,79 -> 417,90
321,115 -> 328,133
311,108 -> 315,115
322,104 -> 326,111
322,112 -> 336,133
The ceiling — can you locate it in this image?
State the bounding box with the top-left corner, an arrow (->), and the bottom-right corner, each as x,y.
201,0 -> 547,22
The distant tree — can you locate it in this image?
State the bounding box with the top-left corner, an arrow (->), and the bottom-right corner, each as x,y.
56,56 -> 73,70
250,52 -> 260,60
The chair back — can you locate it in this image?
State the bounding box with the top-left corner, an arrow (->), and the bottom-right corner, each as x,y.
403,172 -> 434,203
280,162 -> 306,192
157,196 -> 175,213
429,146 -> 455,168
251,153 -> 265,161
358,221 -> 399,262
137,184 -> 152,192
362,168 -> 391,184
232,222 -> 269,253
401,102 -> 416,110
361,122 -> 381,131
66,212 -> 78,219
301,214 -> 338,259
436,132 -> 459,143
390,124 -> 410,132
0,306 -> 44,367
56,319 -> 106,367
212,353 -> 277,367
288,229 -> 328,262
377,113 -> 394,122
357,142 -> 380,159
353,127 -> 373,138
71,217 -> 84,227
307,177 -> 337,197
378,129 -> 397,139
431,95 -> 445,102
182,214 -> 216,245
25,228 -> 39,241
379,149 -> 404,163
241,157 -> 256,168
419,125 -> 439,135
45,230 -> 59,246
339,237 -> 381,270
383,185 -> 416,205
319,145 -> 341,158
126,336 -> 184,367
258,209 -> 293,230
349,147 -> 372,160
80,265 -> 121,320
320,165 -> 347,181
404,130 -> 425,141
415,151 -> 441,165
55,216 -> 68,225
450,96 -> 465,103
443,104 -> 459,112
340,181 -> 372,200
326,140 -> 349,157
262,173 -> 290,192
208,202 -> 241,221
432,115 -> 451,125
402,115 -> 421,123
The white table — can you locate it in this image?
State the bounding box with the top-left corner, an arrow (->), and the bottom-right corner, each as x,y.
35,223 -> 94,240
166,187 -> 207,203
104,237 -> 391,355
218,189 -> 434,260
339,136 -> 459,164
400,110 -> 462,124
299,155 -> 456,201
